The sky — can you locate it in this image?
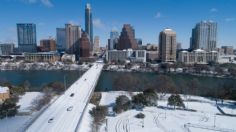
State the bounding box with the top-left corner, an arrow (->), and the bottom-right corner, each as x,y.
0,0 -> 236,48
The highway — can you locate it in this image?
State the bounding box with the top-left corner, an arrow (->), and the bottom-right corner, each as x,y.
26,62 -> 104,132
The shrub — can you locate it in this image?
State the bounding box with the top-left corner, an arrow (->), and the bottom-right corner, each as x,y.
113,95 -> 131,113
135,113 -> 145,119
168,94 -> 185,109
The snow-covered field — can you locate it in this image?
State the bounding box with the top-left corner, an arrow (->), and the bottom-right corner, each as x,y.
0,92 -> 43,132
99,92 -> 236,132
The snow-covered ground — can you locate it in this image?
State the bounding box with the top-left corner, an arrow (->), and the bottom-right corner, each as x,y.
17,92 -> 44,113
99,92 -> 236,132
0,92 -> 44,132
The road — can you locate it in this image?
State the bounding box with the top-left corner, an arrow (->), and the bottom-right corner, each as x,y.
26,62 -> 104,132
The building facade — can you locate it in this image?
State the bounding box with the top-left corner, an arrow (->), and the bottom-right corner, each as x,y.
17,23 -> 37,53
0,43 -> 14,55
40,38 -> 56,52
108,30 -> 119,50
56,28 -> 66,51
0,86 -> 10,102
85,3 -> 93,51
65,24 -> 81,54
159,28 -> 177,62
221,46 -> 234,55
79,32 -> 90,57
106,49 -> 146,63
178,49 -> 218,64
24,52 -> 60,63
93,36 -> 100,54
117,24 -> 138,50
190,21 -> 217,51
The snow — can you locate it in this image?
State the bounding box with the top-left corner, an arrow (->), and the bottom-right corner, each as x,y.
17,92 -> 43,113
99,92 -> 236,132
100,91 -> 132,106
0,86 -> 9,93
26,62 -> 104,132
77,104 -> 95,132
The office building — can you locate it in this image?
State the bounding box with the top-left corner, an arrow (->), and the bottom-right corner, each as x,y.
17,23 -> 37,52
0,43 -> 14,55
24,52 -> 60,63
108,30 -> 119,50
178,49 -> 218,64
190,21 -> 217,51
117,24 -> 138,50
65,24 -> 81,54
221,46 -> 234,55
56,28 -> 66,51
93,36 -> 100,54
40,38 -> 56,52
177,42 -> 182,50
79,32 -> 90,57
85,3 -> 93,51
159,28 -> 177,62
106,49 -> 146,63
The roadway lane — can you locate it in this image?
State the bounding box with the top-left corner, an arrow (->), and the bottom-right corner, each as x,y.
26,62 -> 104,132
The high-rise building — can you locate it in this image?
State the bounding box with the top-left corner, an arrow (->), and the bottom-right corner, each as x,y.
85,3 -> 93,51
177,42 -> 182,50
0,43 -> 15,55
40,38 -> 57,52
17,23 -> 37,53
159,28 -> 177,62
117,24 -> 138,50
93,36 -> 100,53
79,32 -> 90,57
65,24 -> 81,54
190,21 -> 217,51
56,28 -> 66,51
108,30 -> 119,50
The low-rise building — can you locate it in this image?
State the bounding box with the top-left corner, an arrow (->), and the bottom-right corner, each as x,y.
0,86 -> 10,102
40,38 -> 57,52
24,52 -> 60,63
146,51 -> 159,62
61,54 -> 76,63
221,46 -> 234,55
0,43 -> 15,55
178,49 -> 218,64
218,55 -> 236,64
106,49 -> 146,63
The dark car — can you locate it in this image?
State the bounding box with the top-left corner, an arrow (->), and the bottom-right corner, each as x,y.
48,118 -> 54,123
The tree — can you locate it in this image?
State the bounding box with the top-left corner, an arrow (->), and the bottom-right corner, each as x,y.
187,78 -> 200,96
132,93 -> 145,108
90,105 -> 108,132
0,98 -> 19,119
168,94 -> 185,109
143,88 -> 158,106
114,95 -> 131,113
156,75 -> 177,97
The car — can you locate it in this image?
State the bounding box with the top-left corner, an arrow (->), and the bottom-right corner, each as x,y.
70,93 -> 74,97
48,118 -> 54,123
67,106 -> 73,111
84,78 -> 87,81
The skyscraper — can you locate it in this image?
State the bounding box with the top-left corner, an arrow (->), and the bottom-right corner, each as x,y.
117,24 -> 138,50
56,28 -> 66,51
159,28 -> 177,62
17,23 -> 37,53
65,24 -> 81,54
190,21 -> 217,51
85,3 -> 93,51
79,32 -> 90,57
93,36 -> 100,53
108,30 -> 119,50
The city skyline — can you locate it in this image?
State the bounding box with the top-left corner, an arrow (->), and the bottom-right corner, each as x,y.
0,0 -> 236,48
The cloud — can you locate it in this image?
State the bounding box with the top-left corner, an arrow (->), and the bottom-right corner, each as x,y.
154,12 -> 161,19
225,17 -> 235,22
93,18 -> 105,29
22,0 -> 53,7
210,8 -> 218,13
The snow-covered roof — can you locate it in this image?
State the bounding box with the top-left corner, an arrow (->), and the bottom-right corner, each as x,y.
194,49 -> 205,52
181,50 -> 188,53
0,86 -> 9,93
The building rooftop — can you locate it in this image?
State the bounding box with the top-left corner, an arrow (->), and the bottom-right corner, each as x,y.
194,49 -> 205,52
0,86 -> 9,93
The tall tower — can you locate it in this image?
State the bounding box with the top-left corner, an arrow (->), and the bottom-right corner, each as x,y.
85,3 -> 93,51
159,28 -> 177,62
79,32 -> 90,57
17,23 -> 37,53
65,24 -> 81,54
93,36 -> 100,53
117,24 -> 138,50
108,30 -> 119,50
190,21 -> 217,51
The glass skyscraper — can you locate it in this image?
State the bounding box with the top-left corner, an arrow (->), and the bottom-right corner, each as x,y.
17,23 -> 37,53
190,21 -> 217,51
85,3 -> 93,51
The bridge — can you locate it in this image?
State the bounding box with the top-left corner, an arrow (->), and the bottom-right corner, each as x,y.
26,62 -> 104,132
